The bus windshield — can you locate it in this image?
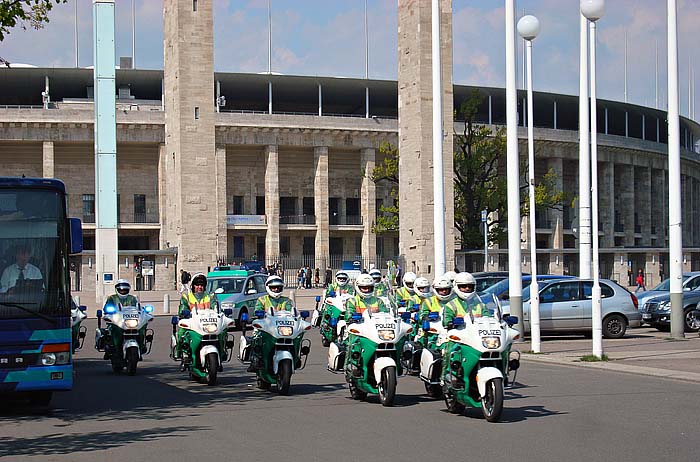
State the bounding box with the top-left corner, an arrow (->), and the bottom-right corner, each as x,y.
0,189 -> 68,321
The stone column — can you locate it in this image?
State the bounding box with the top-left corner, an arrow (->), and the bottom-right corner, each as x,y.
645,252 -> 661,288
157,143 -> 168,249
398,0 -> 455,278
548,157 -> 564,250
214,145 -> 228,261
548,252 -> 564,276
599,162 -> 615,248
361,148 -> 377,263
619,164 -> 635,246
613,252 -> 629,288
314,146 -> 329,269
265,145 -> 280,262
42,141 -> 54,178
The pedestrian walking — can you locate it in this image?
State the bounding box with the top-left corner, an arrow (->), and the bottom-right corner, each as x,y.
305,265 -> 312,289
314,268 -> 320,288
297,267 -> 305,290
635,269 -> 646,293
324,266 -> 332,288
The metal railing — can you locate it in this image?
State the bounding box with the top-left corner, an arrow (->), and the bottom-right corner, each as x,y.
81,211 -> 159,224
330,215 -> 363,225
280,215 -> 316,225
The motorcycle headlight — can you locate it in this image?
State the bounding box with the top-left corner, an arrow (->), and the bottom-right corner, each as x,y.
124,319 -> 139,329
378,329 -> 395,341
482,336 -> 501,349
277,326 -> 293,337
203,323 -> 218,333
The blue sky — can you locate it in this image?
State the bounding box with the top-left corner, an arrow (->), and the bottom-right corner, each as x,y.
0,0 -> 698,116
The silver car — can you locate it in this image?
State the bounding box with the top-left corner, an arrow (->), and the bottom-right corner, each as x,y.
507,278 -> 642,338
207,271 -> 268,329
636,271 -> 700,313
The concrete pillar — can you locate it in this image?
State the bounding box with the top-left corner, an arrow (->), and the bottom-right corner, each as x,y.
645,252 -> 661,288
641,166 -> 652,246
397,0 -> 455,278
214,145 -> 228,261
42,141 -> 54,178
314,146 -> 329,269
264,145 -> 280,262
548,157 -> 564,250
164,0 -> 217,275
620,164 -> 635,246
599,162 -> 615,248
361,148 -> 377,263
548,252 -> 564,275
613,252 -> 629,287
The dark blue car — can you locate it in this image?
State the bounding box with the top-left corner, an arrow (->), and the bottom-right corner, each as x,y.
479,275 -> 576,301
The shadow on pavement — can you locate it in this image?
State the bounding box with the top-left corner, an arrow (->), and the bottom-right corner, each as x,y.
0,425 -> 202,458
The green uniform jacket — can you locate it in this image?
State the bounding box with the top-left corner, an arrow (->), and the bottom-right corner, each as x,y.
255,295 -> 294,313
104,294 -> 139,310
374,282 -> 388,297
178,292 -> 215,317
324,283 -> 354,298
419,295 -> 454,319
345,295 -> 389,322
394,287 -> 420,310
442,296 -> 486,327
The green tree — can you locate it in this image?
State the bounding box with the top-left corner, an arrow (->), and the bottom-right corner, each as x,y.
0,1 -> 67,42
454,89 -> 571,249
368,141 -> 399,234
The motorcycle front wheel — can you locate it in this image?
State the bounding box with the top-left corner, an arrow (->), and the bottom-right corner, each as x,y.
277,359 -> 292,395
481,378 -> 504,422
424,382 -> 442,398
125,347 -> 139,376
205,352 -> 218,386
111,357 -> 123,374
443,387 -> 465,414
378,366 -> 396,407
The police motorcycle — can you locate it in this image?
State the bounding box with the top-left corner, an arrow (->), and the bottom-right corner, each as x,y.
328,304 -> 413,407
71,299 -> 87,354
440,296 -> 521,422
95,302 -> 155,376
238,307 -> 312,395
316,291 -> 353,347
169,289 -> 236,386
397,277 -> 434,378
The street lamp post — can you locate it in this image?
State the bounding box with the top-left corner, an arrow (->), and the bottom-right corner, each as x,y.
518,14 -> 541,353
581,0 -> 605,358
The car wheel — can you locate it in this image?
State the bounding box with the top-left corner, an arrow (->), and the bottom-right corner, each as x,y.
683,308 -> 700,332
602,314 -> 627,339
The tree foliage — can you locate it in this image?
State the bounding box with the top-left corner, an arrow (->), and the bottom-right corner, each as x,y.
0,1 -> 66,42
453,89 -> 571,249
369,141 -> 399,234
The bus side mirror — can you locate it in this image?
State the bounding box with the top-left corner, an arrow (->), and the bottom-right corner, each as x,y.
68,218 -> 83,254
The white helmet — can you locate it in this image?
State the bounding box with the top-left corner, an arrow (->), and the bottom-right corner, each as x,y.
115,279 -> 131,299
355,274 -> 375,299
414,277 -> 432,298
335,271 -> 349,287
402,271 -> 417,293
444,271 -> 457,284
433,276 -> 453,301
454,272 -> 477,301
265,275 -> 284,299
369,268 -> 382,284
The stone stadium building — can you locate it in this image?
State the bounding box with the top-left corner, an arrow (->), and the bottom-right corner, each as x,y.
0,0 -> 699,292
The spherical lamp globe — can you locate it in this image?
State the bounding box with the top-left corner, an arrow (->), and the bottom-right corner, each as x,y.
580,0 -> 605,22
517,15 -> 540,41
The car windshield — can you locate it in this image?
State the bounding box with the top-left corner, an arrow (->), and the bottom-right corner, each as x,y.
207,278 -> 246,295
480,278 -> 510,297
0,189 -> 68,320
652,275 -> 690,291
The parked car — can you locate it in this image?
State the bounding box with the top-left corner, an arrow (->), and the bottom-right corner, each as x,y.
479,274 -> 575,301
636,271 -> 700,308
640,291 -> 700,332
502,278 -> 641,338
472,271 -> 529,293
206,269 -> 266,329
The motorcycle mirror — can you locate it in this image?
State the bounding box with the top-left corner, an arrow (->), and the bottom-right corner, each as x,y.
96,309 -> 103,318
452,317 -> 465,326
170,316 -> 179,325
79,305 -> 87,312
504,315 -> 518,326
300,310 -> 310,319
315,295 -> 321,302
223,308 -> 233,317
254,309 -> 265,319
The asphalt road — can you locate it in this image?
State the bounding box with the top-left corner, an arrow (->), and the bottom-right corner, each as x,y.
1,317 -> 697,462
